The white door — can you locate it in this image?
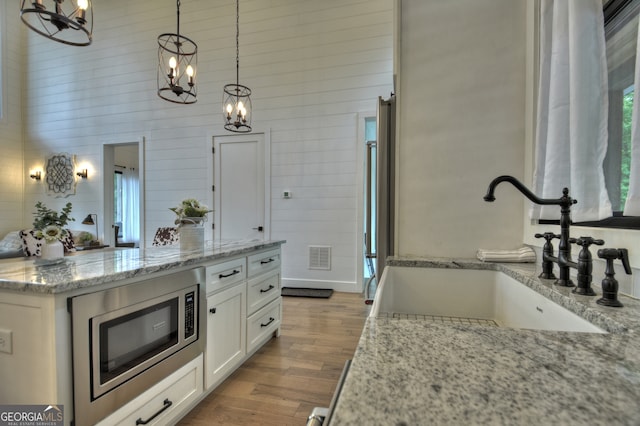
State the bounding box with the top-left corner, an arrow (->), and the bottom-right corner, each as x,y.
213,133 -> 268,241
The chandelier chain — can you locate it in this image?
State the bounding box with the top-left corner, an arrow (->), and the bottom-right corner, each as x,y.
176,0 -> 181,41
236,0 -> 240,85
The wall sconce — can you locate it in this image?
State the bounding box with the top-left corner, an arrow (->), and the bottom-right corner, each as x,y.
76,169 -> 88,179
30,171 -> 42,180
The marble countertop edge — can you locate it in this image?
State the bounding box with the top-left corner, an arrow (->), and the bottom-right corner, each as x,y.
0,240 -> 285,294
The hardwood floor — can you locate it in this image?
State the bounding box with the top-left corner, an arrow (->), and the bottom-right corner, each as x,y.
178,291 -> 370,426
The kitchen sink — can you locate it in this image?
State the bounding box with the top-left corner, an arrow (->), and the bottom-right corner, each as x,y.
370,266 -> 606,333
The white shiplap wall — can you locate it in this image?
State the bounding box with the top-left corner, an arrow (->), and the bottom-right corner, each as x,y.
16,0 -> 393,292
396,0 -> 527,258
0,3 -> 24,236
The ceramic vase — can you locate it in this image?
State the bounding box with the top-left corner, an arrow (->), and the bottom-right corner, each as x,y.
179,218 -> 204,252
41,240 -> 64,260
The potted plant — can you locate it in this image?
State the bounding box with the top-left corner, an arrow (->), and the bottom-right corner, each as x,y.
170,198 -> 212,251
170,198 -> 212,225
32,201 -> 75,260
77,231 -> 94,247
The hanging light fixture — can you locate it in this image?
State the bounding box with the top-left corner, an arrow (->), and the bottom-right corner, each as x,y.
20,0 -> 93,46
223,0 -> 252,133
158,0 -> 198,104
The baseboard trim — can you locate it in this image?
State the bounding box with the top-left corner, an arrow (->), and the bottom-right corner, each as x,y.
281,278 -> 360,293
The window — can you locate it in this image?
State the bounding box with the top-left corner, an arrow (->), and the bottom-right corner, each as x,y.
575,0 -> 640,228
114,171 -> 124,238
604,0 -> 638,212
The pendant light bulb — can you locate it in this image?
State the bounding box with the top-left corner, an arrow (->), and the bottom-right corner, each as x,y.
78,0 -> 88,10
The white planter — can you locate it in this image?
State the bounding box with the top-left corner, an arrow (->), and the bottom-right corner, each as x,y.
41,240 -> 64,260
179,219 -> 204,252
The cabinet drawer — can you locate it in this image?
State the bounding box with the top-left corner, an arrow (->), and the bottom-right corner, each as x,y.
206,257 -> 246,294
247,297 -> 281,352
247,248 -> 281,277
97,354 -> 203,426
247,271 -> 281,316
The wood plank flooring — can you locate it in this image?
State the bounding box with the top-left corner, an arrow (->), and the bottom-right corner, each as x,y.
178,291 -> 370,426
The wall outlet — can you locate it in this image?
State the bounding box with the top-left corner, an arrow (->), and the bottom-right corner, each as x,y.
0,329 -> 12,354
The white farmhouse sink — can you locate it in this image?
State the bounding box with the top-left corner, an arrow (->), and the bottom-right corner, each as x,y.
370,266 -> 606,333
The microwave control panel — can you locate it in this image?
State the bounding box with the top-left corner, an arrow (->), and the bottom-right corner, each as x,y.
184,291 -> 196,339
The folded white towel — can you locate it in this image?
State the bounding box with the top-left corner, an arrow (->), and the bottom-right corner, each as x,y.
476,246 -> 536,263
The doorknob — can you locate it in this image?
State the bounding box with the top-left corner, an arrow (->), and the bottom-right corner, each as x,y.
252,226 -> 264,232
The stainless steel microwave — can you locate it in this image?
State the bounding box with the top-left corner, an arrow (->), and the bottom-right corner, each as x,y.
69,267 -> 205,426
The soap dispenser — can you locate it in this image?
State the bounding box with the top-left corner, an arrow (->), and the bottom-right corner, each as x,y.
596,248 -> 632,308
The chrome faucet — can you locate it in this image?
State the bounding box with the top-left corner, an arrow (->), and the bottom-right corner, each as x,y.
483,175 -> 581,287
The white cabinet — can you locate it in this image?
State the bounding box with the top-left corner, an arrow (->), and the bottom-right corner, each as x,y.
247,270 -> 281,316
247,297 -> 282,353
247,248 -> 281,278
205,280 -> 247,389
201,247 -> 282,393
205,256 -> 246,294
96,354 -> 203,426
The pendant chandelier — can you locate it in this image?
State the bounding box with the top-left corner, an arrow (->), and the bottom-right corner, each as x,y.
158,0 -> 198,104
20,0 -> 93,46
223,0 -> 252,133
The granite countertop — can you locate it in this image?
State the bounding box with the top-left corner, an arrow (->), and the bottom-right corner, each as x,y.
330,257 -> 640,426
0,240 -> 284,294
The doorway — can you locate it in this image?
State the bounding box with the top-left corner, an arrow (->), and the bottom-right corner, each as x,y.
103,139 -> 145,247
212,133 -> 270,241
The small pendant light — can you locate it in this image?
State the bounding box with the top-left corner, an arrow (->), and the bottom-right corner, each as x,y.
20,0 -> 93,46
223,0 -> 252,133
158,0 -> 198,104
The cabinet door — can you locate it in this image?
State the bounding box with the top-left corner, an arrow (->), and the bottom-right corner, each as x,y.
205,283 -> 246,389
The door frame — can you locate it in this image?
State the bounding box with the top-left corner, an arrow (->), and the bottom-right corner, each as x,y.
208,131 -> 271,241
357,112 -> 375,291
102,136 -> 146,247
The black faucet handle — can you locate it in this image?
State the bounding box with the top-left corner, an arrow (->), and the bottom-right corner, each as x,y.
598,248 -> 632,275
535,232 -> 560,242
571,236 -> 605,248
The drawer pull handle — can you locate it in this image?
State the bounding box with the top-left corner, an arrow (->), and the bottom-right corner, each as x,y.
219,269 -> 240,278
260,317 -> 275,327
136,398 -> 173,425
260,285 -> 275,293
260,258 -> 275,265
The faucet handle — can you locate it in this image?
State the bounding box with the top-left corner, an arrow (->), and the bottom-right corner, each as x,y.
598,248 -> 632,275
535,232 -> 560,242
570,236 -> 605,248
596,248 -> 632,308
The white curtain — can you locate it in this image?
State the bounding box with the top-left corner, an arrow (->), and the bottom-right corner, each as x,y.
122,168 -> 140,245
533,0 -> 613,222
624,16 -> 640,215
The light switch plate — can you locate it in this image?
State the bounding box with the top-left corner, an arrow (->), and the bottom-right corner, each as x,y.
0,329 -> 12,354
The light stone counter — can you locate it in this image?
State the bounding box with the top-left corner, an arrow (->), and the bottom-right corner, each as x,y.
0,240 -> 285,294
330,257 -> 640,426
